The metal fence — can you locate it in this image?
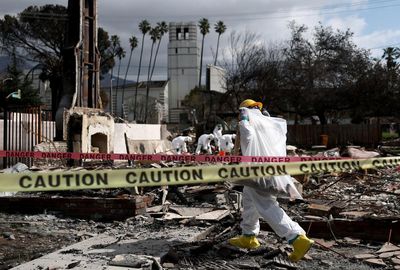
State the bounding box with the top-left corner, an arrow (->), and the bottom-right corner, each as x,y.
2,106 -> 55,168
287,124 -> 382,148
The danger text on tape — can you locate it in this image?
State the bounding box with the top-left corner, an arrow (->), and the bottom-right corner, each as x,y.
0,150 -> 344,163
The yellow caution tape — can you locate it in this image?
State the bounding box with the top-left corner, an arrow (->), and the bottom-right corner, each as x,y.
0,157 -> 399,192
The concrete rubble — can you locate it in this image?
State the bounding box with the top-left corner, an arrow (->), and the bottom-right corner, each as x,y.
0,142 -> 400,269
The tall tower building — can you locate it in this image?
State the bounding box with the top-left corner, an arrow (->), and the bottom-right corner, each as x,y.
168,22 -> 200,123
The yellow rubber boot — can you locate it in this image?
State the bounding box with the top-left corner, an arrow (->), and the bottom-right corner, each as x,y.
289,234 -> 314,262
228,235 -> 260,249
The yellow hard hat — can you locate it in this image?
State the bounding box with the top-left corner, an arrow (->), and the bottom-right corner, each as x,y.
239,99 -> 263,110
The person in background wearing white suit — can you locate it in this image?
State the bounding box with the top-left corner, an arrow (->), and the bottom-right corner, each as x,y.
213,124 -> 223,151
229,99 -> 314,262
219,134 -> 236,153
195,134 -> 215,154
171,136 -> 192,154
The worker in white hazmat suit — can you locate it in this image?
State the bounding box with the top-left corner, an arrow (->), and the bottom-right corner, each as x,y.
229,99 -> 314,262
171,136 -> 192,154
219,134 -> 236,153
212,124 -> 223,151
195,134 -> 215,154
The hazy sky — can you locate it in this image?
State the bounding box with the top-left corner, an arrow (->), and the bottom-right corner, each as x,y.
1,0 -> 400,81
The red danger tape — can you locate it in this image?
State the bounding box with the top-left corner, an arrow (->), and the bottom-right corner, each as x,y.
0,150 -> 346,163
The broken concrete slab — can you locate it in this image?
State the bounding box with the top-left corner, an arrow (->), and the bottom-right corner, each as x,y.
10,234 -> 118,270
162,262 -> 176,269
376,242 -> 400,254
146,205 -> 164,213
392,257 -> 400,265
308,203 -> 332,216
313,238 -> 336,248
347,147 -> 380,159
364,258 -> 387,267
195,209 -> 231,221
163,212 -> 191,220
378,250 -> 400,258
169,206 -> 214,217
109,254 -> 162,269
12,225 -> 213,269
354,254 -> 376,259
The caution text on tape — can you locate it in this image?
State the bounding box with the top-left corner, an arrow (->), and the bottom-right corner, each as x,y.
0,157 -> 399,192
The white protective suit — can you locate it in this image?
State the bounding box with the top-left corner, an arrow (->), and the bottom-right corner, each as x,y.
213,125 -> 223,151
238,107 -> 305,241
171,136 -> 192,154
195,134 -> 215,154
220,134 -> 236,153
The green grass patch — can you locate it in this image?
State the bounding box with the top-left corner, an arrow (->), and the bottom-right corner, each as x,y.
382,131 -> 399,140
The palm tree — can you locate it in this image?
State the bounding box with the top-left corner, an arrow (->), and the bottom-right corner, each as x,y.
198,18 -> 210,87
109,35 -> 122,114
121,35 -> 138,117
115,46 -> 126,116
134,20 -> 151,120
382,47 -> 400,91
150,21 -> 168,80
214,21 -> 226,66
382,47 -> 400,70
144,27 -> 160,123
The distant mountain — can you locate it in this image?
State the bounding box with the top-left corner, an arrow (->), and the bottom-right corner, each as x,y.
0,55 -> 11,72
0,55 -> 34,73
0,55 -> 135,87
100,73 -> 135,88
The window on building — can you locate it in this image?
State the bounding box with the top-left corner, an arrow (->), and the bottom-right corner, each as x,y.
181,69 -> 184,75
184,27 -> 189,39
175,48 -> 178,54
176,28 -> 182,40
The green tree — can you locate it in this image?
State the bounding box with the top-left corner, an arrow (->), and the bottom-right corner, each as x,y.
382,47 -> 400,92
1,52 -> 41,108
281,22 -> 371,124
144,26 -> 160,123
0,5 -> 65,116
0,5 -> 114,116
198,18 -> 210,87
121,35 -> 138,116
98,27 -> 114,78
382,47 -> 400,70
134,19 -> 151,120
214,20 -> 227,65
